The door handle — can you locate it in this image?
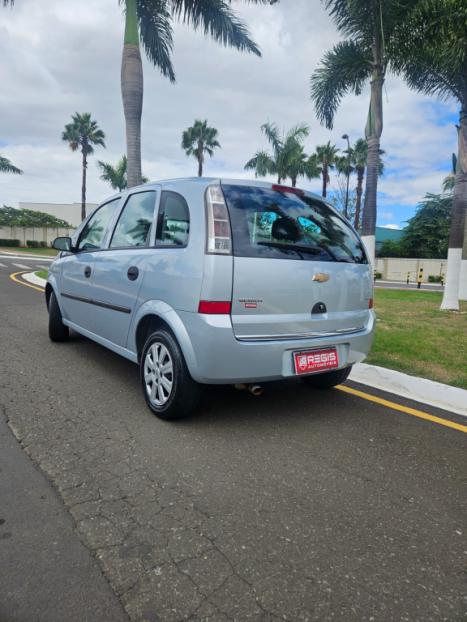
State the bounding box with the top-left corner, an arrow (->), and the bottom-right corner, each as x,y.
127,266 -> 139,281
84,266 -> 92,278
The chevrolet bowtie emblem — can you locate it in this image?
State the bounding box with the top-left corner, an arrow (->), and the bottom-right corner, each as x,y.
312,273 -> 330,283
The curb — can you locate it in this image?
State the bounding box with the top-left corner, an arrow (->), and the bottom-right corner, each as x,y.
0,250 -> 56,259
22,272 -> 47,288
350,363 -> 467,418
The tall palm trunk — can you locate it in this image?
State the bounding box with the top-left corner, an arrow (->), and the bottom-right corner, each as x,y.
354,166 -> 365,230
441,103 -> 467,309
322,163 -> 328,197
291,175 -> 297,187
121,0 -> 143,188
81,149 -> 87,222
459,214 -> 467,301
361,22 -> 384,266
197,140 -> 203,177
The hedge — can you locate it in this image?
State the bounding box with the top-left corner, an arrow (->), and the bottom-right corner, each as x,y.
0,238 -> 21,247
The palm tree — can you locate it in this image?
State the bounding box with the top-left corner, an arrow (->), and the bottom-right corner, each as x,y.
181,120 -> 221,177
310,0 -> 414,262
0,155 -> 22,175
119,0 -> 272,189
442,155 -> 457,194
335,155 -> 354,219
313,142 -> 339,198
390,0 -> 466,309
245,122 -> 314,187
62,113 -> 105,222
345,138 -> 385,230
97,155 -> 148,192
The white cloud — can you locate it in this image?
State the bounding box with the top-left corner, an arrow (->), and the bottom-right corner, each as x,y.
380,224 -> 401,230
0,0 -> 459,225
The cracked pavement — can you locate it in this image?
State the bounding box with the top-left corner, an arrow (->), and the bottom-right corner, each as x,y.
1,267 -> 466,621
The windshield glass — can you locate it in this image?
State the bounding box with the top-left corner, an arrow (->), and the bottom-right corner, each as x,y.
221,184 -> 367,264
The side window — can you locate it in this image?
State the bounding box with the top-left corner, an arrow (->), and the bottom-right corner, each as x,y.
110,191 -> 156,249
78,199 -> 120,251
156,191 -> 190,247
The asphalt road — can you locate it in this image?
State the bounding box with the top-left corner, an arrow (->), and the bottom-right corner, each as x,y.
0,254 -> 466,622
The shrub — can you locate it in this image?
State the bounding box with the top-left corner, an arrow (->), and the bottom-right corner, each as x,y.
0,238 -> 21,247
374,271 -> 383,280
39,241 -> 47,248
428,275 -> 443,283
26,240 -> 41,248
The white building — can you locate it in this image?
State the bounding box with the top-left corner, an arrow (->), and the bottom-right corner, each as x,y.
19,202 -> 98,227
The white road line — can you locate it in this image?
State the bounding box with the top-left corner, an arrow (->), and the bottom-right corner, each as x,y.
0,255 -> 54,262
12,263 -> 31,270
37,265 -> 50,270
0,262 -> 7,268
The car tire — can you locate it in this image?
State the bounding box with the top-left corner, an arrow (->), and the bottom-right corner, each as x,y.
301,365 -> 352,389
140,329 -> 201,420
48,291 -> 69,342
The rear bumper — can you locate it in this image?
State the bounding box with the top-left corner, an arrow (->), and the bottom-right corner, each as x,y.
177,310 -> 376,384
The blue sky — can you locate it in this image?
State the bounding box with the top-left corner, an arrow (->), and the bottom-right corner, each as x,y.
0,0 -> 459,229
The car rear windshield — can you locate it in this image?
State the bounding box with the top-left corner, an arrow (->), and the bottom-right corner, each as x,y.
221,184 -> 367,264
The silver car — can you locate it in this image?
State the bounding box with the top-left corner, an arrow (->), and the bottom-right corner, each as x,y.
47,178 -> 375,419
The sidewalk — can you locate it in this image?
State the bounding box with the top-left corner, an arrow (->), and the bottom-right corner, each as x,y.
0,414 -> 128,622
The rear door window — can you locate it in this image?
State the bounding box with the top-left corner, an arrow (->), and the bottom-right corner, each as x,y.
222,184 -> 367,264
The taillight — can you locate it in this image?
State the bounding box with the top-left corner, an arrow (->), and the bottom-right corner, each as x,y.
205,185 -> 232,254
198,301 -> 232,314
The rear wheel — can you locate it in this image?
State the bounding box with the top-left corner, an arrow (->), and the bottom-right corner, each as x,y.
140,329 -> 201,420
301,365 -> 352,389
48,291 -> 69,342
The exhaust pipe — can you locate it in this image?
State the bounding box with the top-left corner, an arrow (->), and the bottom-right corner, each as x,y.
249,384 -> 263,397
234,383 -> 264,396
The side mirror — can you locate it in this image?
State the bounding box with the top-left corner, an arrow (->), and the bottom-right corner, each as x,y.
52,236 -> 73,252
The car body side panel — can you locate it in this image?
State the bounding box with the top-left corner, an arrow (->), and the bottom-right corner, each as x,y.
85,248 -> 152,347
127,300 -> 200,372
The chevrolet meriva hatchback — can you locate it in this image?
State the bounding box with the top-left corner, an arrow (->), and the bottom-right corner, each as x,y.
47,178 -> 375,420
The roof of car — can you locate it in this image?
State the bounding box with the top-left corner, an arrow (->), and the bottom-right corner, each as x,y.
131,177 -> 326,204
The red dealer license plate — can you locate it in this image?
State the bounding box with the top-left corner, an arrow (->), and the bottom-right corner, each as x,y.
293,348 -> 339,375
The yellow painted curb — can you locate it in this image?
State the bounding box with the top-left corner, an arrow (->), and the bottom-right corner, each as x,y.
10,271 -> 45,293
337,384 -> 467,434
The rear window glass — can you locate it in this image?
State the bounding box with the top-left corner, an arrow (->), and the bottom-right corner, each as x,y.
222,184 -> 367,264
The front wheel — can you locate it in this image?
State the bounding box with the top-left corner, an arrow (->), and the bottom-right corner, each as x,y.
48,291 -> 69,342
140,329 -> 201,420
301,365 -> 352,389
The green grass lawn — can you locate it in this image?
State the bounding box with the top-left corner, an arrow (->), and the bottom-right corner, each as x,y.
0,246 -> 58,256
35,270 -> 48,280
368,289 -> 467,389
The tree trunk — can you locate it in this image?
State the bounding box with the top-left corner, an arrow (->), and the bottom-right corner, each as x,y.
198,140 -> 203,177
459,214 -> 467,300
121,0 -> 143,188
322,164 -> 327,197
291,175 -> 297,187
361,28 -> 384,266
81,150 -> 87,222
354,167 -> 364,230
441,104 -> 467,310
344,170 -> 350,219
